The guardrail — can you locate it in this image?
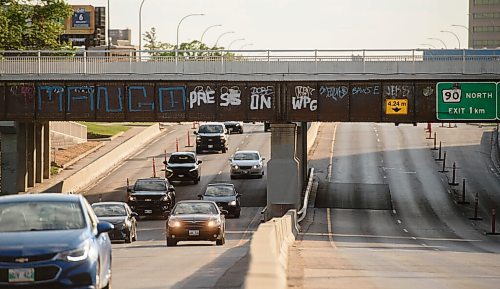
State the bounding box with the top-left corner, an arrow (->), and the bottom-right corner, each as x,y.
1,49 -> 499,75
297,167 -> 315,223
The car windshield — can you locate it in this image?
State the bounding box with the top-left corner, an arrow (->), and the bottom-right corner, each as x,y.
92,204 -> 127,217
204,186 -> 235,197
134,180 -> 166,191
169,155 -> 195,164
172,203 -> 218,215
0,201 -> 85,232
198,125 -> 223,133
233,153 -> 259,160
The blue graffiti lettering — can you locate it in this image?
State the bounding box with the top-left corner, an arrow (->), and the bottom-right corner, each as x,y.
96,86 -> 123,112
128,86 -> 154,112
67,86 -> 94,112
158,86 -> 186,112
37,86 -> 64,112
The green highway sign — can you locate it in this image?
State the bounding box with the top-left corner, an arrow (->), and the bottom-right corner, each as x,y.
436,82 -> 497,121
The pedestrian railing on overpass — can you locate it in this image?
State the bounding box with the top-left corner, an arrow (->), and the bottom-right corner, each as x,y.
1,49 -> 499,77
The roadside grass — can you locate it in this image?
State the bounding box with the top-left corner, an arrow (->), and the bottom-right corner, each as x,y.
50,166 -> 60,176
79,122 -> 131,138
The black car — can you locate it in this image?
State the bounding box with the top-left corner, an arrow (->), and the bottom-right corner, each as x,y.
127,177 -> 176,219
264,121 -> 271,132
164,152 -> 202,184
166,200 -> 226,246
198,183 -> 241,218
195,122 -> 229,154
224,121 -> 244,134
92,201 -> 138,243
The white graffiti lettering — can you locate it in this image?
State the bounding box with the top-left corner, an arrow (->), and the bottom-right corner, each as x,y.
351,86 -> 380,95
220,86 -> 242,107
319,86 -> 348,101
189,86 -> 215,109
250,86 -> 273,110
385,85 -> 411,98
292,86 -> 317,111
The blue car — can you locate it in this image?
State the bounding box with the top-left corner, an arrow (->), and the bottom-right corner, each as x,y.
0,193 -> 113,288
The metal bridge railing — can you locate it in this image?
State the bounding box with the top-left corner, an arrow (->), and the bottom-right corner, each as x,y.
1,49 -> 499,75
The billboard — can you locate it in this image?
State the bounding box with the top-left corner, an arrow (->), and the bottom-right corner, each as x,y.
64,5 -> 95,34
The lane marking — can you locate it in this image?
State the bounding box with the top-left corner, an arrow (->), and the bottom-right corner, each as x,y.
403,229 -> 409,233
377,138 -> 380,142
397,220 -> 402,224
392,209 -> 397,214
237,208 -> 264,247
218,171 -> 222,175
327,123 -> 338,183
327,208 -> 336,249
411,237 -> 417,240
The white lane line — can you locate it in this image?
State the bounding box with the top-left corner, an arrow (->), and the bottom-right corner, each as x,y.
327,123 -> 338,182
218,171 -> 222,175
377,138 -> 380,142
403,229 -> 409,233
397,220 -> 402,224
236,147 -> 239,150
327,208 -> 336,249
421,243 -> 427,247
246,135 -> 249,138
411,237 -> 417,240
392,209 -> 397,214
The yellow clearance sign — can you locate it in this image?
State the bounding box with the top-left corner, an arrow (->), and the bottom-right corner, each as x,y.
385,99 -> 408,115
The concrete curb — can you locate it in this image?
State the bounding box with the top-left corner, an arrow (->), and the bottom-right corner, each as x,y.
57,123 -> 163,193
307,122 -> 321,154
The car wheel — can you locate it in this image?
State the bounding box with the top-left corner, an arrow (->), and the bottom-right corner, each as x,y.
167,238 -> 177,246
132,226 -> 137,242
230,175 -> 235,179
216,235 -> 225,246
125,231 -> 132,243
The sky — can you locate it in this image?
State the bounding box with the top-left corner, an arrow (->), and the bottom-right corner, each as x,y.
66,0 -> 470,50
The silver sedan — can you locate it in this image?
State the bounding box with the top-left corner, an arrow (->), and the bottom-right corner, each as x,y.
229,150 -> 265,179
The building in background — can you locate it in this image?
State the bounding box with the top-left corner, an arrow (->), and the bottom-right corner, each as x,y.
469,0 -> 500,48
60,5 -> 105,48
109,29 -> 132,46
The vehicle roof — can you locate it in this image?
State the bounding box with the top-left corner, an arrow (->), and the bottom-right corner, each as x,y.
199,122 -> 225,126
234,150 -> 260,154
207,183 -> 234,187
170,151 -> 196,156
91,201 -> 127,206
0,193 -> 82,203
175,200 -> 217,204
136,177 -> 167,182
224,121 -> 241,123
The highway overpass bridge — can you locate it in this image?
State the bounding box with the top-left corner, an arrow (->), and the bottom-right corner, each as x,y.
1,49 -> 499,218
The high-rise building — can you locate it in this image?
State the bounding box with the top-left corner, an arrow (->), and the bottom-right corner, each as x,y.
469,0 -> 500,48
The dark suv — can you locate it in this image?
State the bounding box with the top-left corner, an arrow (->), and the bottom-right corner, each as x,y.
164,152 -> 202,184
127,177 -> 176,219
195,122 -> 229,154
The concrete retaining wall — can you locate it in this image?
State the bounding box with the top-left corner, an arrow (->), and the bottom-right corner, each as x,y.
58,123 -> 162,193
243,211 -> 298,289
307,122 -> 320,154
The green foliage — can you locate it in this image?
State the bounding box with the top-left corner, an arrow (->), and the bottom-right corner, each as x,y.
0,0 -> 73,50
79,122 -> 131,138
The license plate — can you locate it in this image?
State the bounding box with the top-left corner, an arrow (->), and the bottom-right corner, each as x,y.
208,145 -> 213,148
145,199 -> 152,202
189,230 -> 199,236
145,209 -> 152,214
242,170 -> 248,174
8,268 -> 34,283
178,174 -> 184,177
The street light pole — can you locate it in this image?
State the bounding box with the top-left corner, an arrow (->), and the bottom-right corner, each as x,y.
427,37 -> 448,49
176,13 -> 204,51
138,0 -> 146,60
200,24 -> 222,44
238,43 -> 254,50
107,0 -> 110,50
419,43 -> 437,49
441,30 -> 461,49
214,31 -> 235,48
227,38 -> 245,50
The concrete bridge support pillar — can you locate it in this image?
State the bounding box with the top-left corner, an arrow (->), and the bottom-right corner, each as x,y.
43,122 -> 51,180
266,123 -> 300,220
296,122 -> 308,192
0,122 -> 28,194
35,122 -> 46,183
27,122 -> 36,188
16,122 -> 28,193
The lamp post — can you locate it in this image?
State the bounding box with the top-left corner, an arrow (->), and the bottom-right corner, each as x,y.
427,37 -> 448,49
138,0 -> 146,60
214,31 -> 235,48
441,30 -> 461,49
419,43 -> 437,49
239,43 -> 254,50
451,24 -> 469,48
107,0 -> 111,50
200,24 -> 222,44
176,13 -> 204,51
227,38 -> 245,50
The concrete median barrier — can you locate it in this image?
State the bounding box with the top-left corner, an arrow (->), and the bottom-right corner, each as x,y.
243,210 -> 298,289
57,123 -> 163,193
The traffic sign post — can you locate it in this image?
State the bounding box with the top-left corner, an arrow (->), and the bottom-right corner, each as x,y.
436,82 -> 497,121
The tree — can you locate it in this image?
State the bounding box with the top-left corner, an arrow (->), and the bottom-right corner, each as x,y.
0,0 -> 72,50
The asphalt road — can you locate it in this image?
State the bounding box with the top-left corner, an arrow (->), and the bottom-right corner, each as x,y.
82,122 -> 270,289
289,123 -> 500,289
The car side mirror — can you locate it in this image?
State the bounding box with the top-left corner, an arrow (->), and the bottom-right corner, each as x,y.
220,209 -> 229,215
168,185 -> 175,192
197,194 -> 203,199
96,221 -> 114,236
193,131 -> 198,135
236,193 -> 241,197
131,212 -> 139,218
197,160 -> 203,164
127,188 -> 132,193
163,160 -> 168,165
262,157 -> 265,160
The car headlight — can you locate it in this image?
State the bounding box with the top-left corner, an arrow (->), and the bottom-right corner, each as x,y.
253,164 -> 262,169
232,165 -> 239,169
55,241 -> 91,262
128,195 -> 136,202
196,136 -> 201,141
161,195 -> 170,202
229,200 -> 237,206
219,136 -> 225,140
168,219 -> 181,228
207,219 -> 221,227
